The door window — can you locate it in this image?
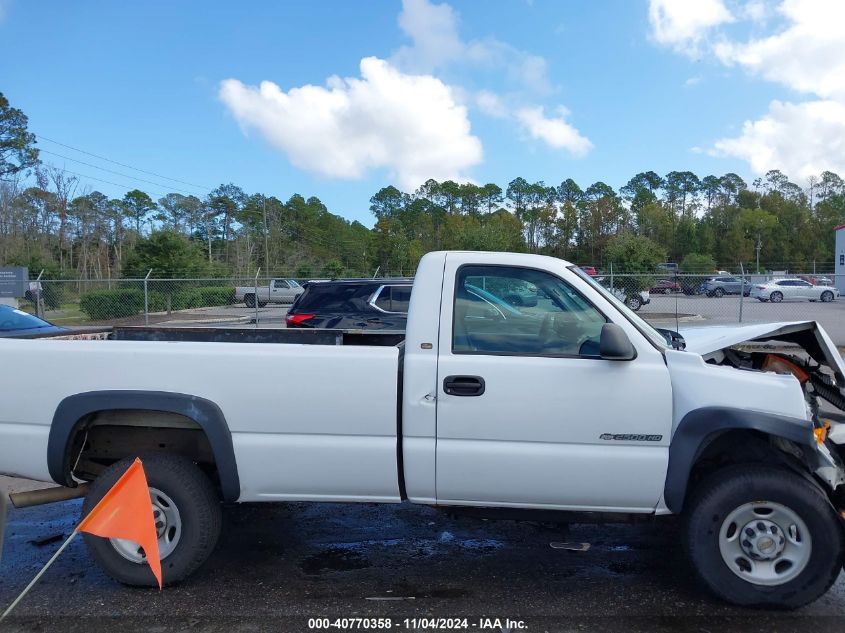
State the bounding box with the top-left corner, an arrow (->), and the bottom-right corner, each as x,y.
453,266 -> 606,357
372,285 -> 412,313
273,280 -> 290,289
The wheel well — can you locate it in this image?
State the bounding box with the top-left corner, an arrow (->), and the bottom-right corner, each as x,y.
685,429 -> 809,506
68,409 -> 220,492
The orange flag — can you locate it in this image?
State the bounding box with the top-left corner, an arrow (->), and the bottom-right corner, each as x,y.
77,458 -> 162,589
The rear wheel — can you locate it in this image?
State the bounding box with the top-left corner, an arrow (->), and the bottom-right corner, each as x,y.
821,291 -> 834,303
243,294 -> 256,308
770,291 -> 783,303
714,288 -> 725,298
626,296 -> 642,311
684,465 -> 844,608
81,453 -> 222,587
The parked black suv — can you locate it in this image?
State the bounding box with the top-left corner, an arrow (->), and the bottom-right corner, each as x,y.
285,279 -> 413,330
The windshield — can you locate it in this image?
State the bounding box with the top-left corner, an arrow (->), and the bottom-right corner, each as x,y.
569,267 -> 669,350
288,279 -> 302,288
0,306 -> 54,331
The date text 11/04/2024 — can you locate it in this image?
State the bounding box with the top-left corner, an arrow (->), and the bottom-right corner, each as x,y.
307,617 -> 527,630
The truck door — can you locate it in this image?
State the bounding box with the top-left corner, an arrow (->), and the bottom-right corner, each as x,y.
435,259 -> 673,511
271,279 -> 294,303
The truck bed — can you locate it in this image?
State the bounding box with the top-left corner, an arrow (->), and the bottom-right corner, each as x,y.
0,329 -> 404,502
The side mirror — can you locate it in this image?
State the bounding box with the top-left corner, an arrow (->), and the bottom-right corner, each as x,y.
600,323 -> 636,360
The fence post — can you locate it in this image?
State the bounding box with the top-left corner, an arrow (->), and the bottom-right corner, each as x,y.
254,267 -> 261,329
609,262 -> 614,290
35,269 -> 44,319
738,263 -> 745,324
144,269 -> 152,326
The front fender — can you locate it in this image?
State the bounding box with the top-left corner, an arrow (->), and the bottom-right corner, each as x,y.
663,406 -> 815,513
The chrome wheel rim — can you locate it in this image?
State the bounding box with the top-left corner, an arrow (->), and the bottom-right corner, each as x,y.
718,501 -> 811,586
110,487 -> 182,563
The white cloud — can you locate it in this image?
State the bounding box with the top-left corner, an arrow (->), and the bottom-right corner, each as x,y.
713,0 -> 845,99
393,0 -> 463,73
712,99 -> 845,179
650,0 -> 845,178
648,0 -> 733,54
219,57 -> 482,190
393,0 -> 552,92
475,90 -> 509,118
685,75 -> 703,86
515,106 -> 593,156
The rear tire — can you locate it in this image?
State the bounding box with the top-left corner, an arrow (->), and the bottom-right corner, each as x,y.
684,465 -> 844,609
770,291 -> 783,303
244,294 -> 255,308
714,288 -> 725,298
626,296 -> 642,311
81,453 -> 222,587
821,291 -> 834,303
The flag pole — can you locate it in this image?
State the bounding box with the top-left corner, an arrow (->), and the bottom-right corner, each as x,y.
0,530 -> 78,622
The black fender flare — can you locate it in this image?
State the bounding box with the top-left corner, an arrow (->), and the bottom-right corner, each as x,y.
47,390 -> 241,502
663,406 -> 815,513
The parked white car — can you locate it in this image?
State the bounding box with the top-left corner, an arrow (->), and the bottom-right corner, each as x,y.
751,278 -> 840,303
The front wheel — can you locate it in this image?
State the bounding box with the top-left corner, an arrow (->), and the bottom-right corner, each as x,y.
821,291 -> 834,303
714,288 -> 725,298
684,465 -> 844,609
81,453 -> 222,587
626,296 -> 642,311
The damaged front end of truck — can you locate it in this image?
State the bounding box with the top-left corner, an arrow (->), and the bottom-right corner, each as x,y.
671,321 -> 845,511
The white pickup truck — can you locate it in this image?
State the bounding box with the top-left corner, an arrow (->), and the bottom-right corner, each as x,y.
3,250 -> 845,608
232,278 -> 303,307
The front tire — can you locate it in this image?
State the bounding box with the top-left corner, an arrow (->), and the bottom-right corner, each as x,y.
684,465 -> 844,609
626,296 -> 642,311
714,288 -> 725,298
821,291 -> 834,303
81,453 -> 222,587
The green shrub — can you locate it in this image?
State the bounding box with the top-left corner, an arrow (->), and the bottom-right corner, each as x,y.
148,286 -> 235,313
191,286 -> 235,307
79,289 -> 144,320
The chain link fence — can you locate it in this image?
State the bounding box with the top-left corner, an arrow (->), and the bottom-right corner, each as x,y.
15,272 -> 845,344
22,277 -> 311,327
602,272 -> 845,345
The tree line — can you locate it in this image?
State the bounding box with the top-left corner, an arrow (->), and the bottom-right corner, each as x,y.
1,92 -> 844,279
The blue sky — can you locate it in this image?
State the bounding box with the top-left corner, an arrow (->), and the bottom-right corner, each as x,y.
1,0 -> 841,226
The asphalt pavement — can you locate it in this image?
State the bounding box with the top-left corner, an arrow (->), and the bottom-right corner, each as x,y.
2,479 -> 845,633
640,293 -> 845,344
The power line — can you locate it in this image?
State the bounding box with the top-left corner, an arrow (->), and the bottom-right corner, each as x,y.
47,165 -> 173,199
39,149 -> 201,197
34,133 -> 212,191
